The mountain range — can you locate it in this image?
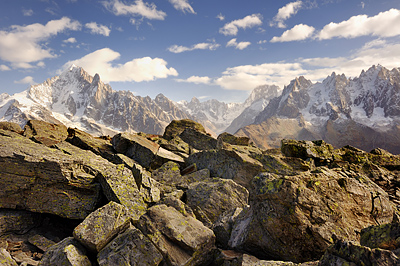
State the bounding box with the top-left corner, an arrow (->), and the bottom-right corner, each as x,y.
1,64 -> 400,153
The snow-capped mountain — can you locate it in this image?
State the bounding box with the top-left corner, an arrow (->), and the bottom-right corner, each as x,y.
175,97 -> 244,135
0,65 -> 191,136
237,65 -> 400,154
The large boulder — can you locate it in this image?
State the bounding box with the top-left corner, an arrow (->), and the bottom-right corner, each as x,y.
23,119 -> 68,146
360,222 -> 400,250
186,148 -> 264,188
38,237 -> 91,266
73,201 -> 132,252
136,204 -> 216,266
98,223 -> 163,265
218,132 -> 251,146
0,121 -> 22,133
319,240 -> 400,266
186,178 -> 249,224
280,139 -> 336,165
0,130 -> 101,219
179,128 -> 218,151
228,169 -> 394,262
163,119 -> 207,141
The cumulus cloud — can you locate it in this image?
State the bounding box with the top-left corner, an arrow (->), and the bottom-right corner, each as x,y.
0,17 -> 81,68
216,13 -> 225,21
270,24 -> 315,42
0,65 -> 11,71
317,8 -> 400,40
219,14 -> 263,36
14,76 -> 36,85
168,41 -> 220,53
63,37 -> 77,43
62,48 -> 178,83
168,0 -> 196,14
102,0 -> 166,20
176,76 -> 211,84
270,1 -> 303,28
226,38 -> 251,50
85,22 -> 111,36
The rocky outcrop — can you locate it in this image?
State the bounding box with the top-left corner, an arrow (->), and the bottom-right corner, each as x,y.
1,119 -> 400,265
0,122 -> 22,133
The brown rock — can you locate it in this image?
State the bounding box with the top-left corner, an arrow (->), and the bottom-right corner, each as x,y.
163,119 -> 207,141
0,122 -> 22,133
23,120 -> 68,146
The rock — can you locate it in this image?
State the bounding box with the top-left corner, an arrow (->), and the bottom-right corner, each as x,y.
136,204 -> 216,266
159,195 -> 196,219
0,248 -> 18,266
212,208 -> 243,249
23,120 -> 68,146
360,222 -> 400,250
73,201 -> 132,252
0,130 -> 101,219
186,178 -> 249,224
218,132 -> 250,146
54,141 -> 147,220
152,161 -> 182,189
186,148 -> 264,188
0,209 -> 42,235
38,237 -> 91,266
163,119 -> 207,141
228,170 -> 394,262
98,223 -> 163,266
28,235 -> 56,252
179,127 -> 218,151
319,240 -> 400,266
112,132 -> 184,169
0,122 -> 22,133
183,169 -> 211,186
158,136 -> 190,155
280,139 -> 335,165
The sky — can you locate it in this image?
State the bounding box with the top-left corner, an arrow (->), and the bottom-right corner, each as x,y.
1,0 -> 400,103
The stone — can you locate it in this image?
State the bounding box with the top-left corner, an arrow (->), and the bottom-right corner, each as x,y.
319,240 -> 400,266
151,161 -> 182,188
360,222 -> 400,250
186,178 -> 249,224
98,224 -> 163,266
179,127 -> 218,151
28,235 -> 56,252
163,119 -> 207,141
0,209 -> 42,235
23,120 -> 68,146
158,136 -> 190,155
160,195 -> 196,219
54,141 -> 147,220
212,208 -> 244,249
0,122 -> 22,133
218,132 -> 250,146
130,162 -> 161,204
0,130 -> 101,219
186,148 -> 264,188
0,248 -> 18,266
228,169 -> 394,262
136,204 -> 216,266
73,201 -> 132,252
280,139 -> 335,165
38,237 -> 91,266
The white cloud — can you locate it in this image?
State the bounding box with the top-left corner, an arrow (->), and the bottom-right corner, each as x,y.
219,14 -> 263,36
63,37 -> 77,43
102,0 -> 166,20
270,1 -> 303,28
0,65 -> 11,71
37,61 -> 45,67
85,22 -> 111,36
22,8 -> 34,16
0,17 -> 81,67
226,38 -> 251,50
176,76 -> 211,84
168,0 -> 196,14
14,76 -> 36,85
270,24 -> 315,42
62,48 -> 178,83
317,8 -> 400,40
216,13 -> 225,21
258,40 -> 268,44
168,42 -> 220,53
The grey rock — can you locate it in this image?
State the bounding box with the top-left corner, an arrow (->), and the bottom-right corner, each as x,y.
0,248 -> 18,266
0,209 -> 42,235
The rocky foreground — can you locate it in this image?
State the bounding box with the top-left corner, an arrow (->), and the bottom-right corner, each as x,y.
0,119 -> 399,266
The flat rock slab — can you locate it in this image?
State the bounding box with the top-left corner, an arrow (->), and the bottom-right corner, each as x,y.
73,201 -> 132,252
98,224 -> 163,266
0,248 -> 18,266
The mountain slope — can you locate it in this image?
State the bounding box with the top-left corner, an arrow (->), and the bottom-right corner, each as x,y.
0,66 -> 191,136
236,65 -> 400,154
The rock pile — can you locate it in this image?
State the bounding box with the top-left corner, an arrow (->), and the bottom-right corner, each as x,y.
0,120 -> 399,265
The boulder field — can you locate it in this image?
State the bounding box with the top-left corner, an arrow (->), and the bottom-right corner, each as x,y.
0,119 -> 399,266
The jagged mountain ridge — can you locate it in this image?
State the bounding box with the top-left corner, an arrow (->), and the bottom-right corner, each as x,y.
237,65 -> 400,154
0,65 -> 192,136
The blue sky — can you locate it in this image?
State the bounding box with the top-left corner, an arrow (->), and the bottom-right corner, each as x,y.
1,0 -> 400,103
